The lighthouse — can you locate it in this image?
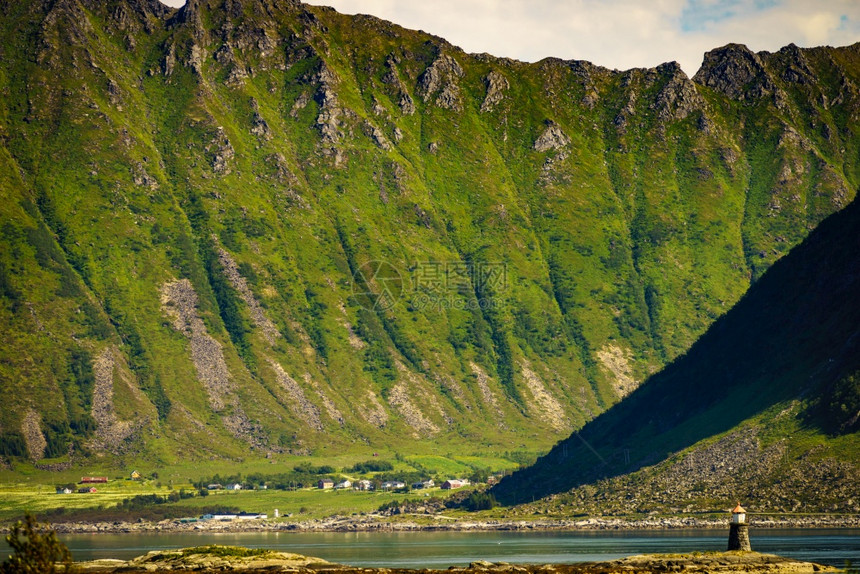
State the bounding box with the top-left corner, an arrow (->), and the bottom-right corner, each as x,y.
727,503 -> 751,551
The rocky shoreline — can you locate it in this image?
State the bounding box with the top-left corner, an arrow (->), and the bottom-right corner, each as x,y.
76,546 -> 839,573
41,514 -> 860,534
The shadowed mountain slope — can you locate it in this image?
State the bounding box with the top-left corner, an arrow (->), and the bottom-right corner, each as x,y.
492,195 -> 860,507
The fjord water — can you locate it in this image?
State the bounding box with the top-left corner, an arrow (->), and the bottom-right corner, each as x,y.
30,529 -> 860,567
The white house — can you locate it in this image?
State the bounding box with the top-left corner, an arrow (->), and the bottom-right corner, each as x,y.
334,479 -> 352,489
227,483 -> 243,491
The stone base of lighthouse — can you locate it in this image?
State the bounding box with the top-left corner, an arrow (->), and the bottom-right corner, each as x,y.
727,523 -> 751,551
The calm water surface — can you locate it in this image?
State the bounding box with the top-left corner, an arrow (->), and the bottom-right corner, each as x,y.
4,529 -> 855,568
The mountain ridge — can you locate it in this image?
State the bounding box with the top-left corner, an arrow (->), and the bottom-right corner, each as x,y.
0,0 -> 858,470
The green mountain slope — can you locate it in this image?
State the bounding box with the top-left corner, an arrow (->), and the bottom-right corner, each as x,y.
0,0 -> 858,468
492,195 -> 860,511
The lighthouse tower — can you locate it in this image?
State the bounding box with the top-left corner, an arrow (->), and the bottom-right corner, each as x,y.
727,503 -> 751,551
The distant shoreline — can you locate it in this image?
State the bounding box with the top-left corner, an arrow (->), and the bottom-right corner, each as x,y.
39,514 -> 860,535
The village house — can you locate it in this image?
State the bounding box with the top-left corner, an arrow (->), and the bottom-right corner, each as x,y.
207,483 -> 223,490
441,479 -> 469,489
80,476 -> 108,484
55,487 -> 72,494
227,483 -> 243,491
318,479 -> 334,489
77,486 -> 97,494
334,479 -> 352,489
381,480 -> 406,490
130,470 -> 141,480
355,479 -> 373,491
412,479 -> 435,490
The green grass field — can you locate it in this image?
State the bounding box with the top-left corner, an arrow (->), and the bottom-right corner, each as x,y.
0,451 -> 518,523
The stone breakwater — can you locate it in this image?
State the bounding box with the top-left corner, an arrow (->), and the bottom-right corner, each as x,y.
38,515 -> 860,535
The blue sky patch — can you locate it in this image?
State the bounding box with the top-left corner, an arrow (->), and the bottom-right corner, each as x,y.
681,0 -> 781,32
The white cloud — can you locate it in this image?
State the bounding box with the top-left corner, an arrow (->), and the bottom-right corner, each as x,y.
155,0 -> 860,76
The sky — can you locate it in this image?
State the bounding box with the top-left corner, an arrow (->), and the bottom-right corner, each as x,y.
158,0 -> 860,76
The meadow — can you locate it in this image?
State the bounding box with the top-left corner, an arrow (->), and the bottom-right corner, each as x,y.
0,452 -> 520,523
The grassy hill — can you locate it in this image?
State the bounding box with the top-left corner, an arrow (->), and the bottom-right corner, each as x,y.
492,195 -> 860,512
0,0 -> 858,472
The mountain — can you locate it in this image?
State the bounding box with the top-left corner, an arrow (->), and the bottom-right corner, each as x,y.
0,0 -> 858,468
491,194 -> 860,511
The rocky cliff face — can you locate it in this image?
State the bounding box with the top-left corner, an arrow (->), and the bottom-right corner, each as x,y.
0,0 -> 858,467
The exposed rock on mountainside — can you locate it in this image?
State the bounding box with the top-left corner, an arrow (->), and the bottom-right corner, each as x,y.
533,122 -> 570,152
21,410 -> 47,462
160,280 -> 236,413
694,43 -> 775,100
269,360 -> 323,431
90,347 -> 145,453
480,70 -> 509,113
418,54 -> 465,111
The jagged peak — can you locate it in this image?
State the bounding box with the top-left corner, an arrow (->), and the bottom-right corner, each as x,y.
656,60 -> 687,79
693,42 -> 772,100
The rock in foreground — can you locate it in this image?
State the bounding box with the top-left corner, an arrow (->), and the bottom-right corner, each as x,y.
77,546 -> 836,573
78,545 -> 332,572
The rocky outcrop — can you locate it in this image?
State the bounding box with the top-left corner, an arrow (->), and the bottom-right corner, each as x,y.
481,70 -> 509,113
249,98 -> 272,140
417,54 -> 464,111
308,61 -> 349,164
533,121 -> 570,152
693,43 -> 777,101
209,127 -> 234,174
651,62 -> 706,122
382,55 -> 416,115
75,547 -> 837,573
78,545 -> 332,572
